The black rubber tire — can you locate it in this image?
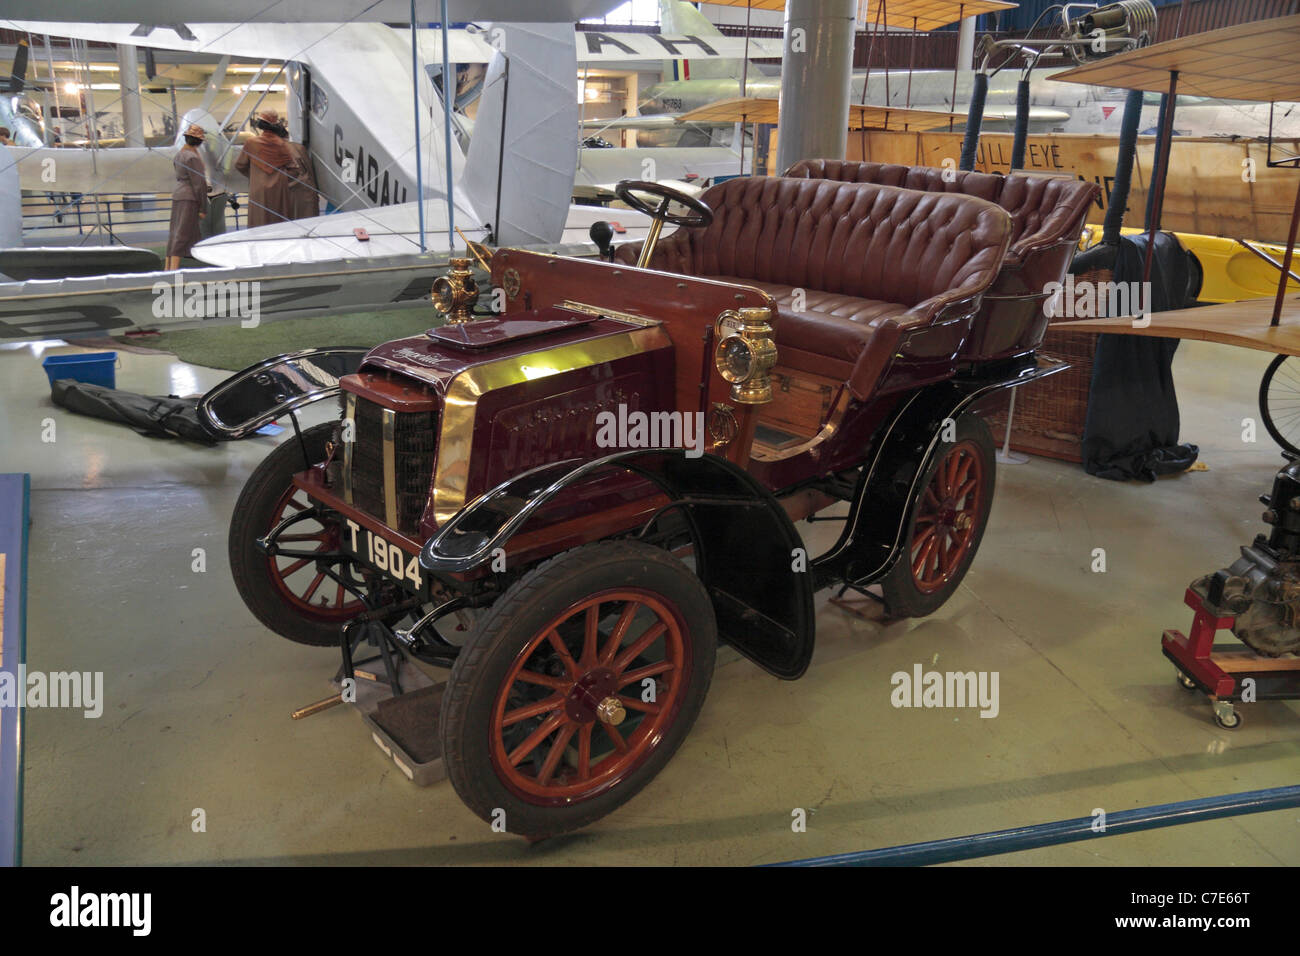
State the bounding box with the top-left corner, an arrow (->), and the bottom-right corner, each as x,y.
880,412 -> 997,618
440,540 -> 716,838
1259,354 -> 1300,457
229,421 -> 358,646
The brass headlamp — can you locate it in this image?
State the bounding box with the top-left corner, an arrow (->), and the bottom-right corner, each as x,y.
432,257 -> 480,324
713,306 -> 777,404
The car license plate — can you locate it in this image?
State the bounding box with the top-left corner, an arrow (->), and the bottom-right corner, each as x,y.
342,518 -> 426,594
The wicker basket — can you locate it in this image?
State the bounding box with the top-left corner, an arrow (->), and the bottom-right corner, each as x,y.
983,267 -> 1111,463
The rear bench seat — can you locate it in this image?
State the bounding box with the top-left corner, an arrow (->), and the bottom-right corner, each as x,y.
783,160 -> 1100,359
615,176 -> 1012,399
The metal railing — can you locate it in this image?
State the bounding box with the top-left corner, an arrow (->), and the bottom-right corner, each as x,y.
20,191 -> 250,242
774,784 -> 1300,866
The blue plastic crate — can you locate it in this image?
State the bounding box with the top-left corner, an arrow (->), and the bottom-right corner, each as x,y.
41,352 -> 117,389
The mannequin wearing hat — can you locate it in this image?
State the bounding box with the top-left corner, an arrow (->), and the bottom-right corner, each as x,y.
234,109 -> 295,228
165,123 -> 209,270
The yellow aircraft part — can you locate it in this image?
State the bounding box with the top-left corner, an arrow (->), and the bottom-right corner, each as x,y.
1081,225 -> 1299,304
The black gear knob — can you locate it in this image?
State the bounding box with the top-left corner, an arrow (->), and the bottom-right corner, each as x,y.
589,221 -> 614,260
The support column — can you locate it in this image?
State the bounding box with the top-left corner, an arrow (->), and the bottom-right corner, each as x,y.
774,0 -> 856,176
116,44 -> 144,148
957,12 -> 976,70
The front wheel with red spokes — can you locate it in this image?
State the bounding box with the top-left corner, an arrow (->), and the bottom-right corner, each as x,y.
229,422 -> 367,646
880,412 -> 996,618
441,540 -> 716,838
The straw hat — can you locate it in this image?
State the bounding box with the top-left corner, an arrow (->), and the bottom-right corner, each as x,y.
256,109 -> 281,126
184,123 -> 206,140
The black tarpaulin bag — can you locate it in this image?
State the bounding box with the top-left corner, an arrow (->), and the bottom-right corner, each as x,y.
51,379 -> 223,445
1080,232 -> 1199,482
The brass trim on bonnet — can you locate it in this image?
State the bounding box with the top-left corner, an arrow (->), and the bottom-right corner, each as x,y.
382,408 -> 398,528
432,325 -> 670,524
342,392 -> 356,505
558,300 -> 660,327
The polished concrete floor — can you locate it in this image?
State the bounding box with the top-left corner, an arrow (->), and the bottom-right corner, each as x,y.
3,334 -> 1297,866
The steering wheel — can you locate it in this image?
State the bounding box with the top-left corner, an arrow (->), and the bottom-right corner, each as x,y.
614,180 -> 713,228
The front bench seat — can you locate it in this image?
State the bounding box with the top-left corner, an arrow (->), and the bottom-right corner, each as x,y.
615,176 -> 1011,399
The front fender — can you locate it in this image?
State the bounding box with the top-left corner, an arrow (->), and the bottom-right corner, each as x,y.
421,449 -> 817,680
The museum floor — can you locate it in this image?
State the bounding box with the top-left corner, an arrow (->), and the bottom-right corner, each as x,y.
3,334 -> 1297,866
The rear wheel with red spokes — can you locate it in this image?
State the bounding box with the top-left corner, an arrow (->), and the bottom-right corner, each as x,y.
881,412 -> 996,618
441,540 -> 716,838
229,422 -> 367,646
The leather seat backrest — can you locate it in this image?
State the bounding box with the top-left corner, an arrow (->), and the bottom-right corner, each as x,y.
784,159 -> 1097,262
995,173 -> 1098,253
786,158 -> 1003,203
666,176 -> 1010,309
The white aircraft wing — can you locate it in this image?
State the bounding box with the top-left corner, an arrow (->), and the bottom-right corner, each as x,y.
411,29 -> 784,65
3,1 -> 626,24
3,144 -> 175,193
190,201 -> 658,267
581,115 -> 711,132
574,147 -> 743,188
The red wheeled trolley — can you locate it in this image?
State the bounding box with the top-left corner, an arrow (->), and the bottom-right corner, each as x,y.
1165,587 -> 1300,730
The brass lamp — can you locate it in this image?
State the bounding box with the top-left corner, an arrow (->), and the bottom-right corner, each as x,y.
713,306 -> 777,404
432,257 -> 480,324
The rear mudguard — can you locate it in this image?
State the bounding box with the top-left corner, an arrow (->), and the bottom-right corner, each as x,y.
810,352 -> 1067,591
421,449 -> 816,679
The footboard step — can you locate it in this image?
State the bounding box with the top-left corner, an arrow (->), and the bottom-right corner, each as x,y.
333,664 -> 448,787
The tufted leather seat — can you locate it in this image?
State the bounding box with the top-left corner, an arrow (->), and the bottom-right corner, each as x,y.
615,176 -> 1012,399
784,160 -> 1100,359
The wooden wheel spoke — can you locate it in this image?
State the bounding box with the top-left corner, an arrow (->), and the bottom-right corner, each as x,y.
941,454 -> 957,496
536,724 -> 577,785
302,571 -> 326,602
618,660 -> 674,688
912,537 -> 935,577
515,669 -> 567,690
503,694 -> 565,727
599,601 -> 641,666
582,604 -> 599,667
955,477 -> 977,502
613,621 -> 667,674
508,711 -> 566,767
277,557 -> 311,578
953,454 -> 973,493
617,694 -> 661,715
603,721 -> 629,753
577,724 -> 592,781
283,497 -> 308,513
544,629 -> 579,679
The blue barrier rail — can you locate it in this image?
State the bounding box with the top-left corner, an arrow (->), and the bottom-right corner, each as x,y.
774,784 -> 1300,866
0,474 -> 30,868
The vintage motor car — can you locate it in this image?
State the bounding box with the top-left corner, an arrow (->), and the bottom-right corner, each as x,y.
227,171 -> 1096,838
